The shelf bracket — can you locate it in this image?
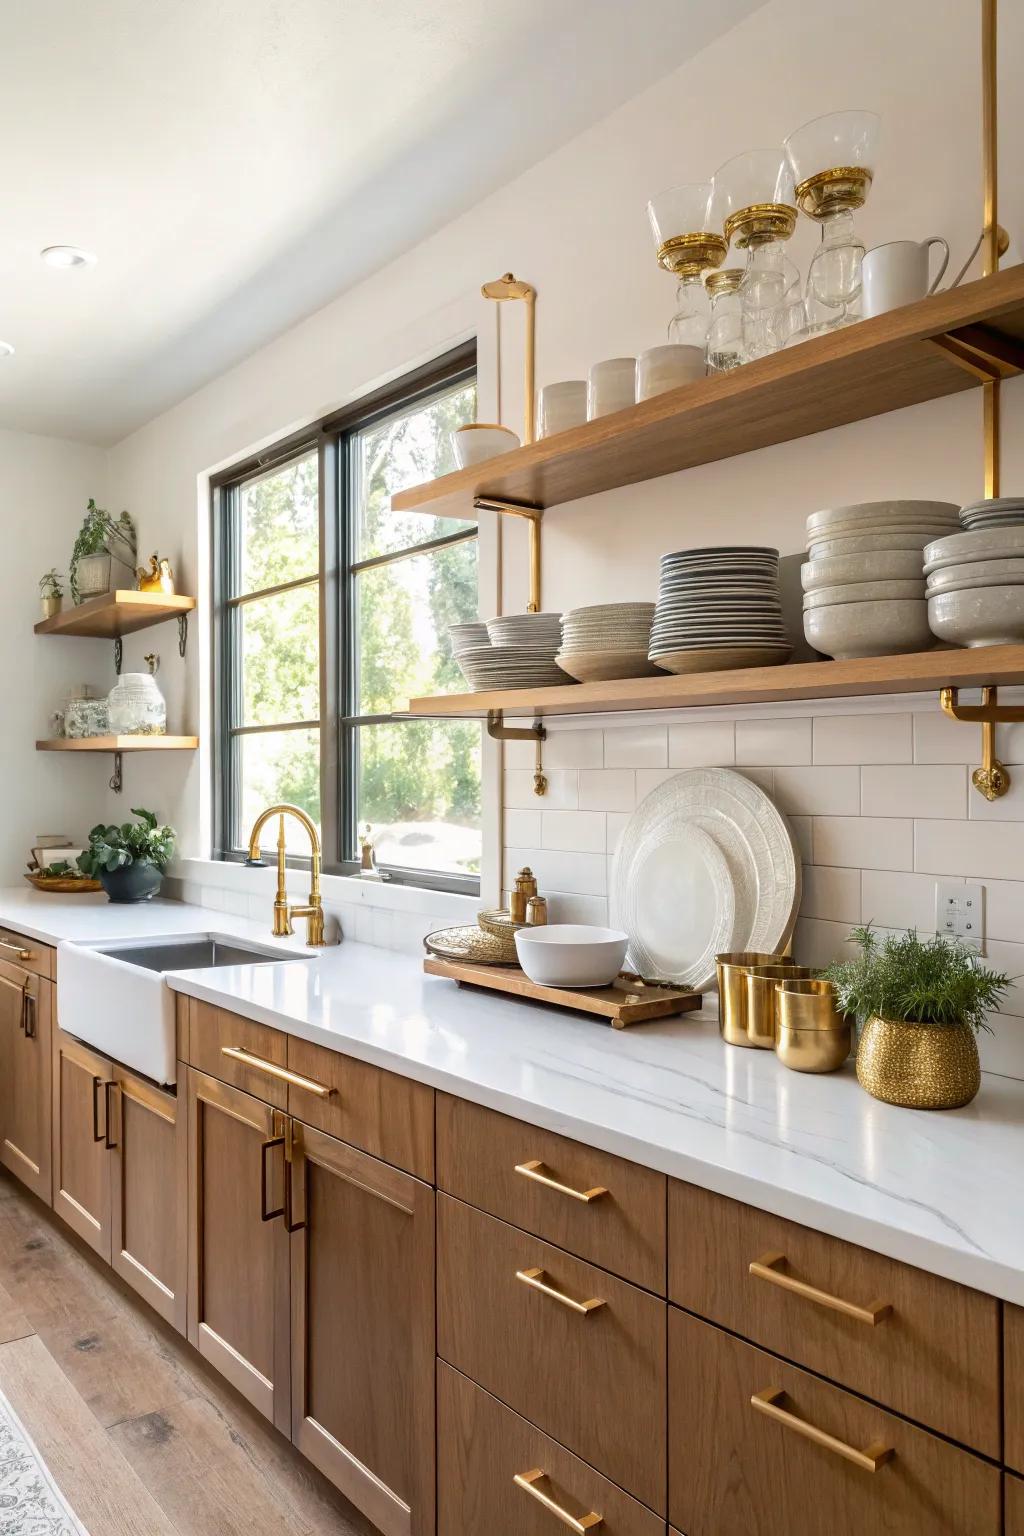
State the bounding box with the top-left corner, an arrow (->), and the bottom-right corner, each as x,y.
940,685 -> 1024,800
178,613 -> 188,659
487,709 -> 547,797
109,751 -> 123,795
474,496 -> 544,613
113,638 -> 122,675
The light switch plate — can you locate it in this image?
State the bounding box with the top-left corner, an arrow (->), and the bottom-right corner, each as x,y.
935,881 -> 985,950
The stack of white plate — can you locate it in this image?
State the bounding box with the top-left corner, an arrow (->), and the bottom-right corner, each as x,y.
925,525 -> 1024,647
448,621 -> 489,658
452,611 -> 570,690
557,603 -> 658,681
802,501 -> 959,659
649,547 -> 791,674
960,496 -> 1024,531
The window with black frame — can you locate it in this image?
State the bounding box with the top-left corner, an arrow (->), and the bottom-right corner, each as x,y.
214,347 -> 481,892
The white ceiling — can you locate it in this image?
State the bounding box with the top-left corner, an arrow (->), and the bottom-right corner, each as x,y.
0,0 -> 762,444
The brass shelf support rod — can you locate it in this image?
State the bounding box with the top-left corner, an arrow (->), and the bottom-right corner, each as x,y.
487,709 -> 548,798
473,496 -> 544,614
940,685 -> 1024,801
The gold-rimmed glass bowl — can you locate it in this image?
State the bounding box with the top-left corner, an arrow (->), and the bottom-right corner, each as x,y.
711,151 -> 800,360
647,182 -> 726,347
785,110 -> 881,321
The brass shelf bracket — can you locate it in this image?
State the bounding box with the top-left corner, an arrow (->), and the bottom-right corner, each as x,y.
487,709 -> 548,797
940,685 -> 1024,800
473,495 -> 544,613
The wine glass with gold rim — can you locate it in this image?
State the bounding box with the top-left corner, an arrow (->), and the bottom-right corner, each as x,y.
711,150 -> 800,360
785,110 -> 880,325
647,182 -> 727,348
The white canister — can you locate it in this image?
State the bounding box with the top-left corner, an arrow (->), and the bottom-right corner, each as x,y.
107,672 -> 167,736
861,237 -> 950,318
587,357 -> 636,420
636,344 -> 705,401
537,380 -> 587,438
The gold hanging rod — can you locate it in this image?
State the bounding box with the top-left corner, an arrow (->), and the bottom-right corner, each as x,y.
940,686 -> 1024,800
473,496 -> 544,614
486,710 -> 546,744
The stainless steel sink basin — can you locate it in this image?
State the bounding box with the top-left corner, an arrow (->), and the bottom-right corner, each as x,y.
99,936 -> 300,972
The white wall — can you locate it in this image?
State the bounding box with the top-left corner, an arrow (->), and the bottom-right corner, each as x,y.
3,428 -> 110,880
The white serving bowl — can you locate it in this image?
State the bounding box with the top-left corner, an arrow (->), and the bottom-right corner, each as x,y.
807,531 -> 941,560
928,586 -> 1024,648
514,924 -> 628,988
801,550 -> 924,591
804,599 -> 933,659
802,579 -> 925,609
453,423 -> 520,468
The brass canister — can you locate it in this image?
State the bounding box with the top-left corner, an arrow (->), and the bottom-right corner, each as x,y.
715,952 -> 787,1046
775,978 -> 852,1073
744,963 -> 812,1048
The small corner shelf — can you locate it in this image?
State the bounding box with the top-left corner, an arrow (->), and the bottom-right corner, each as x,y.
34,589 -> 196,640
35,736 -> 199,753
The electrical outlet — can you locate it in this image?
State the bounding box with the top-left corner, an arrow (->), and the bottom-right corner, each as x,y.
935,881 -> 985,950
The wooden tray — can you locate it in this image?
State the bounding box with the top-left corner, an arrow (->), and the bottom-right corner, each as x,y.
423,956 -> 703,1028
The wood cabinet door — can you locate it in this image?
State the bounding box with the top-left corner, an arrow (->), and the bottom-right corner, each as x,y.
290,1121 -> 435,1536
1007,1474 -> 1024,1536
1008,1304 -> 1024,1474
0,966 -> 52,1202
186,1067 -> 291,1433
52,1028 -> 112,1256
110,1067 -> 187,1334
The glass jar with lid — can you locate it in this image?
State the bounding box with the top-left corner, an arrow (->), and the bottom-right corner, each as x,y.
107,667 -> 167,736
63,685 -> 109,738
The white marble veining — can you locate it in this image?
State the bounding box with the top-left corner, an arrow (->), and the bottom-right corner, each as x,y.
3,889 -> 1023,1303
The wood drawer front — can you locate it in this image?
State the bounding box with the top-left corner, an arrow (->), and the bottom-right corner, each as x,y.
187,1001 -> 288,1107
1008,1475 -> 1024,1536
0,929 -> 52,980
1008,1304 -> 1024,1474
286,1035 -> 433,1181
437,1194 -> 666,1512
438,1362 -> 664,1536
436,1094 -> 665,1291
668,1180 -> 1000,1456
668,1308 -> 1001,1536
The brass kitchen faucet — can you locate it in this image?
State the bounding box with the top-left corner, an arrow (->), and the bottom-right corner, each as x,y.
246,804 -> 328,946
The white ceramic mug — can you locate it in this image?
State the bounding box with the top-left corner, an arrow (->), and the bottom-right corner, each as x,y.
587,357 -> 636,420
636,344 -> 705,401
538,380 -> 587,438
861,237 -> 950,318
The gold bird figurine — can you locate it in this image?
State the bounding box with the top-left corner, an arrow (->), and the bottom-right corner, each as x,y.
137,554 -> 176,595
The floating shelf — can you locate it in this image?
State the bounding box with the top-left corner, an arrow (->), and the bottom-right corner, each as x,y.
34,590 -> 196,640
36,736 -> 199,753
406,646 -> 1024,720
391,267 -> 1024,521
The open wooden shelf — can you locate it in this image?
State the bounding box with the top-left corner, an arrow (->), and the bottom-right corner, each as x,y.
392,267 -> 1024,520
34,590 -> 196,639
406,645 -> 1024,720
36,736 -> 199,753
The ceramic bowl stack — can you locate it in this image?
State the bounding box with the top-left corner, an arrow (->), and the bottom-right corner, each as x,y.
959,496 -> 1024,532
649,547 -> 791,674
802,500 -> 960,659
556,603 -> 658,681
925,520 -> 1024,647
450,612 -> 570,690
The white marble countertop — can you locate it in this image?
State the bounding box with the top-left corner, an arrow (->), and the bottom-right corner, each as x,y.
3,888 -> 1023,1303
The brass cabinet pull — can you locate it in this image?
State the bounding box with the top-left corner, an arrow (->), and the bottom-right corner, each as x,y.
91,1076 -> 106,1143
283,1121 -> 305,1233
103,1081 -> 119,1150
751,1387 -> 894,1473
0,974 -> 28,1033
221,1046 -> 334,1099
515,1267 -> 606,1316
513,1469 -> 603,1532
22,993 -> 36,1039
0,938 -> 32,963
749,1251 -> 892,1326
515,1160 -> 608,1203
260,1135 -> 286,1222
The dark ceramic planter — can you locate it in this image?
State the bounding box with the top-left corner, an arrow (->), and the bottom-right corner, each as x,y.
99,862 -> 164,904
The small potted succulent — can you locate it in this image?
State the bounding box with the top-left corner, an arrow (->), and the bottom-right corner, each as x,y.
39,568 -> 64,619
78,808 -> 176,903
821,925 -> 1011,1110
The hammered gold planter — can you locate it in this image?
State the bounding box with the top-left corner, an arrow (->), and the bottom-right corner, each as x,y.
856,1015 -> 981,1110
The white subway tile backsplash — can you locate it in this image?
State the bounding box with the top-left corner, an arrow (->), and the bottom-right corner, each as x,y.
606,813 -> 630,854
913,709 -> 990,764
862,764 -> 966,820
983,879 -> 1024,943
542,810 -> 606,853
544,728 -> 606,770
603,724 -> 668,768
506,769 -> 578,809
736,717 -> 812,765
793,916 -> 861,968
978,1014 -> 1024,1080
579,769 -> 635,812
505,846 -> 608,896
636,768 -> 679,801
668,720 -> 735,767
800,865 -> 861,924
982,938 -> 1024,1018
915,819 -> 1024,881
772,766 -> 861,816
504,809 -> 542,847
813,816 -> 914,871
789,815 -> 813,865
861,869 -> 954,932
814,713 -> 912,765
545,891 -> 611,925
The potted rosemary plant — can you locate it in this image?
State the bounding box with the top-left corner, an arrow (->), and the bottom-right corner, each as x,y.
38,568 -> 64,619
821,925 -> 1011,1109
78,808 -> 176,903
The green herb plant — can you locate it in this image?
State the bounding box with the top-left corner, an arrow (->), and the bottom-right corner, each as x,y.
69,498 -> 137,604
38,568 -> 63,598
820,924 -> 1011,1034
78,808 -> 176,877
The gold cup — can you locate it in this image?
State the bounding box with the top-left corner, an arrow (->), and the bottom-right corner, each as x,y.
715,952 -> 787,1047
775,978 -> 852,1074
744,964 -> 812,1048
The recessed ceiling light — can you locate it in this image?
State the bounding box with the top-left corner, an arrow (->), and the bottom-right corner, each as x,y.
0,341 -> 14,358
41,245 -> 97,269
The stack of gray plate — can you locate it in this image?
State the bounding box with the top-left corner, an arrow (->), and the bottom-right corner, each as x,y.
802,501 -> 959,659
925,525 -> 1024,647
649,547 -> 791,674
451,612 -> 570,689
960,496 -> 1024,531
448,621 -> 489,659
557,603 -> 658,681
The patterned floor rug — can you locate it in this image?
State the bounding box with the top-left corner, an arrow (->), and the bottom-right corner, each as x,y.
0,1386 -> 89,1535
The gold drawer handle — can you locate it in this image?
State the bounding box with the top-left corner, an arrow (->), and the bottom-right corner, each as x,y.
749,1251 -> 892,1326
221,1046 -> 334,1099
513,1469 -> 603,1532
515,1160 -> 608,1203
751,1387 -> 894,1473
515,1267 -> 605,1316
0,938 -> 31,963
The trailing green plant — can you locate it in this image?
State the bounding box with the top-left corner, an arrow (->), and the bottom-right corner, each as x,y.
69,498 -> 136,603
38,568 -> 63,598
820,924 -> 1011,1034
78,808 -> 175,876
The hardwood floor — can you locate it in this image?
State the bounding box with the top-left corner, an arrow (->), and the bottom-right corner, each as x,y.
0,1169 -> 377,1536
